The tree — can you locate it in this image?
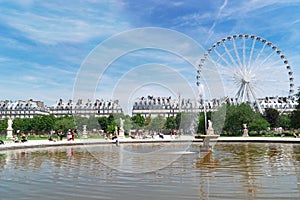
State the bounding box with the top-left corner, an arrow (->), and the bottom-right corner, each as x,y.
197,113 -> 205,134
176,112 -> 198,134
0,118 -> 8,134
175,113 -> 181,130
54,116 -> 76,133
87,116 -> 100,131
290,88 -> 300,129
148,115 -> 165,132
277,114 -> 291,130
248,117 -> 270,132
145,116 -> 151,126
224,103 -> 259,134
165,116 -> 176,130
97,117 -> 108,132
264,108 -> 279,128
123,115 -> 133,132
131,114 -> 145,129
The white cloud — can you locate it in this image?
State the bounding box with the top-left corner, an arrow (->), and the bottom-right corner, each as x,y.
0,1 -> 130,45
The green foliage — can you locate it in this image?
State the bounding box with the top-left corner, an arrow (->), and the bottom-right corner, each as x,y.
277,114 -> 291,129
211,105 -> 226,135
122,115 -> 133,132
0,118 -> 8,133
197,113 -> 205,134
248,117 -> 270,132
176,112 -> 198,134
290,110 -> 300,129
107,124 -> 116,134
54,116 -> 76,133
147,115 -> 165,131
263,108 -> 279,128
223,103 -> 264,134
291,87 -> 300,129
165,116 -> 176,130
145,117 -> 151,126
97,116 -> 108,132
175,113 -> 181,130
131,114 -> 145,129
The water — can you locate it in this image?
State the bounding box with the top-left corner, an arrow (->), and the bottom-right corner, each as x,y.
0,142 -> 300,200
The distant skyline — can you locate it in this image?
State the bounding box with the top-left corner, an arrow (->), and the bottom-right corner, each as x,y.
1,1 -> 300,114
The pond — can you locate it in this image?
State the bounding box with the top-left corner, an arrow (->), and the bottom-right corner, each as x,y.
0,142 -> 299,199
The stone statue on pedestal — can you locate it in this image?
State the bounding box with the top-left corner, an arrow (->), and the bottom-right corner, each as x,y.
243,123 -> 249,137
118,118 -> 125,139
206,120 -> 214,135
82,125 -> 87,138
6,117 -> 13,139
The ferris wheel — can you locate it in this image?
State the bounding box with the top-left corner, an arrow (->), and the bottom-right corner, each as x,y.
197,34 -> 294,113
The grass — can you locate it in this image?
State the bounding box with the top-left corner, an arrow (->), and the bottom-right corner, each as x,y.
0,133 -> 106,141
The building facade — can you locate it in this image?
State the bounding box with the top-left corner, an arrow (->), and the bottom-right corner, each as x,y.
132,96 -> 225,118
49,99 -> 123,117
132,95 -> 297,118
0,99 -> 49,119
0,99 -> 123,119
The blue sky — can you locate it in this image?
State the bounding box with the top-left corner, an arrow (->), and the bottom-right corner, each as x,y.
1,0 -> 300,112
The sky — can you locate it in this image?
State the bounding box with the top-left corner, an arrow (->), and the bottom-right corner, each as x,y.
1,0 -> 300,114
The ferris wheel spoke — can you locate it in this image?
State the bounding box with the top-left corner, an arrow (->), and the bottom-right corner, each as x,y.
248,84 -> 263,113
251,43 -> 267,73
252,50 -> 276,74
232,39 -> 243,68
222,42 -> 240,69
212,48 -> 232,68
205,57 -> 237,78
252,59 -> 285,74
247,38 -> 257,70
242,37 -> 246,70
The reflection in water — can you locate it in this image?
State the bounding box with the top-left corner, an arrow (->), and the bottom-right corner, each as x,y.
0,143 -> 299,200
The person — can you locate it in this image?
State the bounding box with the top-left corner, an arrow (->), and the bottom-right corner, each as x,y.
159,133 -> 164,139
293,130 -> 298,138
21,133 -> 28,143
13,135 -> 20,143
71,129 -> 75,141
48,135 -> 57,142
57,130 -> 63,141
67,129 -> 72,141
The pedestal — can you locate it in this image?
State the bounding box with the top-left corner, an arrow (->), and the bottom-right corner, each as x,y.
243,128 -> 249,137
195,135 -> 219,152
206,128 -> 214,135
6,128 -> 13,139
82,125 -> 88,138
118,130 -> 125,139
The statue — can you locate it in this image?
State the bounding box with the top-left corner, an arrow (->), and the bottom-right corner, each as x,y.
6,117 -> 13,139
118,118 -> 125,139
243,123 -> 249,137
207,119 -> 214,135
208,120 -> 212,129
120,118 -> 124,131
8,118 -> 13,129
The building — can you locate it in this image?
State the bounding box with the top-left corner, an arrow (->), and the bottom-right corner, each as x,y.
227,96 -> 297,113
132,95 -> 225,118
132,95 -> 297,118
0,98 -> 123,119
48,99 -> 123,117
0,99 -> 49,119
